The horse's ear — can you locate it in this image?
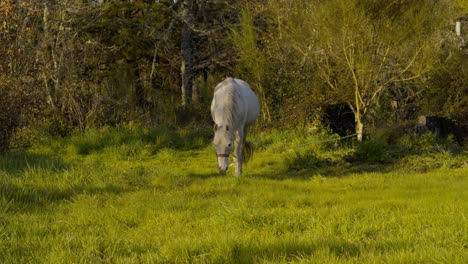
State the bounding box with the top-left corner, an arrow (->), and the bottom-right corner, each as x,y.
213,124 -> 218,131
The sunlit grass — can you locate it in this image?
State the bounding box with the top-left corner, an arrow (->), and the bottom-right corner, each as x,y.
0,127 -> 467,263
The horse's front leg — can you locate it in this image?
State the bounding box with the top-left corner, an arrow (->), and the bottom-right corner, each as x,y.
233,131 -> 244,176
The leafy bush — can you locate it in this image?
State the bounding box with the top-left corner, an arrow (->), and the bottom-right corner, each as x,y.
0,84 -> 26,153
370,123 -> 414,146
353,139 -> 389,163
395,151 -> 467,173
394,132 -> 461,154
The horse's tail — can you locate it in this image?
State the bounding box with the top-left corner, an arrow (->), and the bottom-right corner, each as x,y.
242,141 -> 255,164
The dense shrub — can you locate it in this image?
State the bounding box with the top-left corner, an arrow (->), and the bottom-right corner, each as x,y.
353,139 -> 390,163
0,84 -> 26,153
396,151 -> 467,173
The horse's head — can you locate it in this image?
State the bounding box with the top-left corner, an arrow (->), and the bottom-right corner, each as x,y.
213,124 -> 233,174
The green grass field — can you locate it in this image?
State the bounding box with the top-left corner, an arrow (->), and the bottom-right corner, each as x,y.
1,127 -> 467,263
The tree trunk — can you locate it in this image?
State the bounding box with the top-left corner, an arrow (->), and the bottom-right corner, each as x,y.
180,0 -> 194,106
353,102 -> 365,143
41,4 -> 58,113
356,119 -> 364,143
134,68 -> 146,109
192,79 -> 199,103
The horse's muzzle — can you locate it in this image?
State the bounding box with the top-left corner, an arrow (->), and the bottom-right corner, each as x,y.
217,153 -> 229,174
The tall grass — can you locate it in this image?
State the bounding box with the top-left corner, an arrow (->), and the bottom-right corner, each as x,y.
0,127 -> 467,263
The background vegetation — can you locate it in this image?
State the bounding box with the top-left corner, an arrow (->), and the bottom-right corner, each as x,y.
0,0 -> 467,150
1,1 -> 467,261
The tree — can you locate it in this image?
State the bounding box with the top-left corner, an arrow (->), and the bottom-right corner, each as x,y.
179,0 -> 195,105
58,0 -> 177,126
178,0 -> 242,106
422,0 -> 468,126
231,8 -> 272,122
0,0 -> 42,150
282,0 -> 449,141
424,41 -> 468,126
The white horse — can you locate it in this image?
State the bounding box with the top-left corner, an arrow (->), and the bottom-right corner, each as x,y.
211,78 -> 260,176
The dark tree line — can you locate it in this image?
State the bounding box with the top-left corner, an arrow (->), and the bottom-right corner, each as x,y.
0,0 -> 467,151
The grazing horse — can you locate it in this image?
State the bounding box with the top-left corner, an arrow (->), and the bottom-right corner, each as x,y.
211,78 -> 260,176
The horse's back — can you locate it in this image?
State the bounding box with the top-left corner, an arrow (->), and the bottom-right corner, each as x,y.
233,79 -> 260,126
213,78 -> 259,126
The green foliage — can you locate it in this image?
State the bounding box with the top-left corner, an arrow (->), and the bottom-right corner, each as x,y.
34,124 -> 212,158
454,0 -> 468,15
231,8 -> 272,121
405,133 -> 461,154
396,151 -> 467,173
0,0 -> 465,154
265,0 -> 452,134
0,86 -> 21,153
0,2 -> 42,152
353,139 -> 390,163
285,150 -> 328,172
175,102 -> 212,126
424,48 -> 468,126
351,126 -> 463,166
231,9 -> 263,80
252,129 -> 340,152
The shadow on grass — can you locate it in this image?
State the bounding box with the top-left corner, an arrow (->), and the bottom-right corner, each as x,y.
248,149 -> 468,180
0,182 -> 129,213
226,239 -> 410,263
244,159 -> 393,180
67,126 -> 213,155
186,166 -> 391,181
0,151 -> 69,175
187,172 -> 221,180
0,150 -> 178,213
185,159 -> 394,180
